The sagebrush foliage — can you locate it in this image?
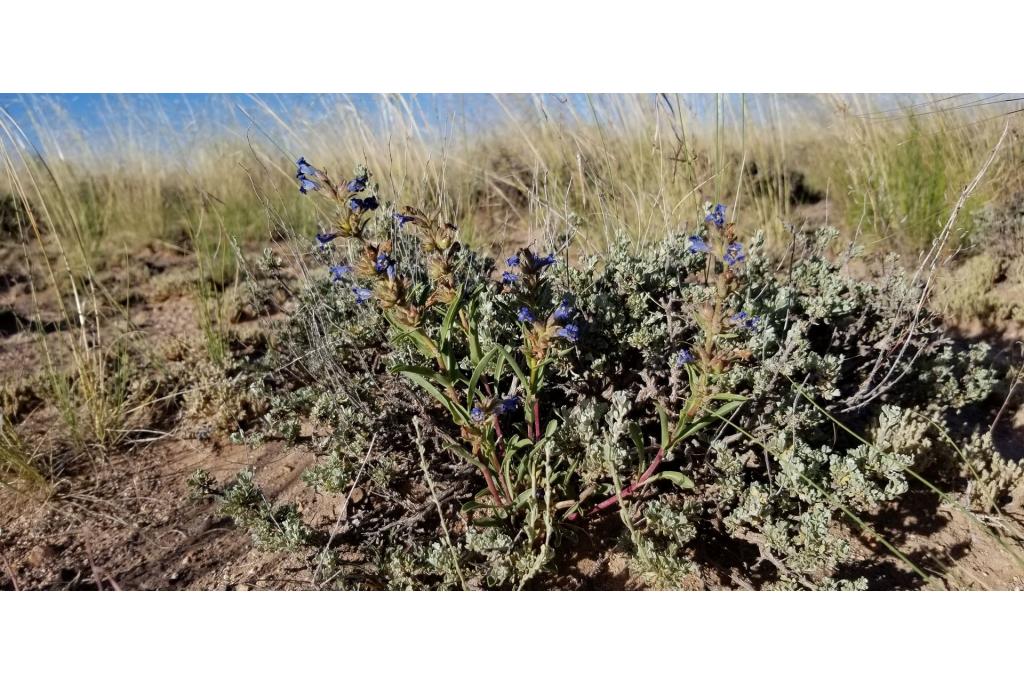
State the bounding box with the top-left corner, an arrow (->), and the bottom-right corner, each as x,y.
204,164 -> 1019,589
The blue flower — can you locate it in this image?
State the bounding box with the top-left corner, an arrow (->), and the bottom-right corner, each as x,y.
502,271 -> 519,284
470,406 -> 485,423
329,265 -> 352,281
723,242 -> 746,267
496,397 -> 520,415
346,175 -> 367,193
706,203 -> 726,228
296,157 -> 319,179
530,253 -> 556,270
730,311 -> 760,330
687,236 -> 711,254
556,324 -> 580,343
348,196 -> 379,212
316,232 -> 338,245
299,177 -> 320,194
375,251 -> 395,276
353,287 -> 373,304
517,307 -> 535,323
506,255 -> 520,267
553,297 -> 573,324
394,213 -> 414,228
675,349 -> 694,367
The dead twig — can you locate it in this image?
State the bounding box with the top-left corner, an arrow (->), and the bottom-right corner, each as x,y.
844,121 -> 1010,412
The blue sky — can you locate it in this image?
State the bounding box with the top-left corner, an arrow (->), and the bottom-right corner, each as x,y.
2,94 -> 999,161
0,94 -> 580,151
0,93 -> 767,154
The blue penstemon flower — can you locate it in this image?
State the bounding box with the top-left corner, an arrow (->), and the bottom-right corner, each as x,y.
316,232 -> 338,245
730,311 -> 760,330
687,236 -> 711,254
296,157 -> 319,179
675,349 -> 694,367
329,265 -> 352,282
553,297 -> 573,324
375,251 -> 396,279
394,212 -> 414,228
353,287 -> 373,304
705,203 -> 727,228
470,406 -> 485,423
346,174 -> 368,193
348,196 -> 379,212
501,271 -> 519,284
556,323 -> 580,343
529,253 -> 556,271
296,157 -> 321,194
723,242 -> 746,267
506,255 -> 520,267
517,307 -> 535,323
496,397 -> 520,415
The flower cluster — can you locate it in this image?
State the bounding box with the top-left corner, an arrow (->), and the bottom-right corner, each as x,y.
686,202 -> 746,272
501,248 -> 582,358
296,157 -> 320,195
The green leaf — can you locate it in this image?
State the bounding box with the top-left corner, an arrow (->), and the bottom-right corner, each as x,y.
465,346 -> 500,411
709,399 -> 746,419
496,346 -> 529,390
657,403 -> 670,449
392,364 -> 455,390
473,517 -> 506,528
398,369 -> 470,425
707,392 -> 748,403
674,400 -> 746,442
439,287 -> 464,350
648,470 -> 695,490
440,437 -> 489,471
628,422 -> 646,462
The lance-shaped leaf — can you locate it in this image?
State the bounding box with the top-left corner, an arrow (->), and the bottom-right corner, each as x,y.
465,346 -> 501,412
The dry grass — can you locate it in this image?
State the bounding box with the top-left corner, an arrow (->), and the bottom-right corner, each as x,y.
2,94 -> 1020,260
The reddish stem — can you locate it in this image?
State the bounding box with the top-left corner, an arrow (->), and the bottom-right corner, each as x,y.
480,466 -> 506,508
533,400 -> 541,440
566,447 -> 665,521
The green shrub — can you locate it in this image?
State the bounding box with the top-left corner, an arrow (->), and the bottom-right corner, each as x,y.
207,162 -> 1017,589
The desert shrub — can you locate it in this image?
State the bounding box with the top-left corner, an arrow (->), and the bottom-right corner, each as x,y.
210,161 -> 1018,589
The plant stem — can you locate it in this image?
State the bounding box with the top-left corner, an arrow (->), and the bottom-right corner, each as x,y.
567,447 -> 666,520
533,400 -> 541,440
480,466 -> 506,508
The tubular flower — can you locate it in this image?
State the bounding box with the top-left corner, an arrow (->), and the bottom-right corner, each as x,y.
553,297 -> 573,324
329,265 -> 352,282
346,174 -> 368,193
556,323 -> 580,343
687,236 -> 711,254
705,203 -> 726,228
675,349 -> 695,366
723,242 -> 746,267
353,287 -> 373,304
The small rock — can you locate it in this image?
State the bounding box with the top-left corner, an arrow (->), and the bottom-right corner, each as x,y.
350,487 -> 365,504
